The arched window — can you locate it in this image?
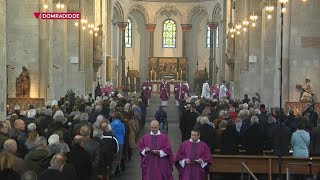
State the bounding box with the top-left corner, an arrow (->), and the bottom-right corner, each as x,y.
162,19 -> 176,48
125,19 -> 132,48
206,25 -> 219,48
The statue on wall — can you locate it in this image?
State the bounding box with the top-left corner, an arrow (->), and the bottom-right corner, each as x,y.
16,66 -> 30,97
296,78 -> 316,102
93,25 -> 103,63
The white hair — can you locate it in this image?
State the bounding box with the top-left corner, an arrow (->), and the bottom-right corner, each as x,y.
45,101 -> 51,107
48,134 -> 60,145
51,100 -> 58,106
53,110 -> 64,119
27,109 -> 37,118
254,109 -> 261,115
110,101 -> 117,108
251,116 -> 259,124
80,113 -> 89,121
124,103 -> 131,111
93,128 -> 103,138
243,103 -> 248,110
132,104 -> 138,110
14,105 -> 20,111
199,116 -> 209,125
27,123 -> 37,132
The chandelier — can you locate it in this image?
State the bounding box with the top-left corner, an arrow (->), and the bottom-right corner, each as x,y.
42,0 -> 67,10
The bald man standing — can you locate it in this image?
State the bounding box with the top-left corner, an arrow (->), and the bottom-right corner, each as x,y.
138,120 -> 174,180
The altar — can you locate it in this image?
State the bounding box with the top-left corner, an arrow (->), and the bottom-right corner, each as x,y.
285,102 -> 320,114
149,57 -> 187,81
150,80 -> 180,93
7,98 -> 45,112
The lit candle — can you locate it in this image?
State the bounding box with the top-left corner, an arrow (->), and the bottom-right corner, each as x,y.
177,72 -> 179,81
150,70 -> 153,80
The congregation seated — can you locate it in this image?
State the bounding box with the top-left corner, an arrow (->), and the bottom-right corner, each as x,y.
2,88 -> 320,179
1,90 -> 147,179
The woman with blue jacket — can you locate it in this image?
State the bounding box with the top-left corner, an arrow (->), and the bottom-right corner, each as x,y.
291,122 -> 310,158
111,111 -> 125,155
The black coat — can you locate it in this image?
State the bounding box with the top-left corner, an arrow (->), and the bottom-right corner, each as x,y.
199,124 -> 216,153
244,123 -> 264,155
180,110 -> 198,141
264,122 -> 277,150
66,144 -> 92,180
39,169 -> 67,180
0,169 -> 20,180
311,126 -> 320,155
98,134 -> 118,172
221,125 -> 239,155
272,124 -> 291,156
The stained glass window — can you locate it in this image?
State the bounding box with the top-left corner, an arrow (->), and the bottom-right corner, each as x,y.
125,19 -> 132,48
206,25 -> 219,48
162,19 -> 176,48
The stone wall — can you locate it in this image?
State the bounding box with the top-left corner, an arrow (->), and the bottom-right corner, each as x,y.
287,0 -> 320,102
0,0 -> 6,119
233,0 -> 320,107
6,0 -> 40,98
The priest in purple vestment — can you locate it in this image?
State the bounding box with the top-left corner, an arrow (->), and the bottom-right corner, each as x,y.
175,129 -> 212,180
141,80 -> 152,105
179,81 -> 190,102
138,120 -> 174,180
159,80 -> 170,107
174,82 -> 181,106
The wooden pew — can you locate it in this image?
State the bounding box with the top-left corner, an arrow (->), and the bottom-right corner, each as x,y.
209,155 -> 320,180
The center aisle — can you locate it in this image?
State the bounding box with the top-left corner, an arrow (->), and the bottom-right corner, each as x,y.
113,95 -> 181,179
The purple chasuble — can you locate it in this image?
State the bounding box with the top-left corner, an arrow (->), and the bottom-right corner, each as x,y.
174,83 -> 181,101
141,81 -> 152,99
138,133 -> 174,180
159,82 -> 170,101
175,140 -> 212,180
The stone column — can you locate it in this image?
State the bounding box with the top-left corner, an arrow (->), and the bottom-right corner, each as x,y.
105,0 -> 112,82
181,24 -> 192,57
208,22 -> 219,85
146,24 -> 156,57
181,24 -> 192,81
0,0 -> 6,118
117,22 -> 127,86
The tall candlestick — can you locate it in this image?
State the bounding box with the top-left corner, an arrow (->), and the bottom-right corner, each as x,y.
155,72 -> 157,81
150,70 -> 153,81
176,72 -> 179,81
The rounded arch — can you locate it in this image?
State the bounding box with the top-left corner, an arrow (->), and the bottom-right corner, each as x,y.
187,5 -> 208,24
154,5 -> 182,23
212,3 -> 222,22
128,4 -> 149,23
113,1 -> 124,21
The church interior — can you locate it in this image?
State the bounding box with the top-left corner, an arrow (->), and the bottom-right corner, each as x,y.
0,0 -> 320,179
1,0 -> 320,117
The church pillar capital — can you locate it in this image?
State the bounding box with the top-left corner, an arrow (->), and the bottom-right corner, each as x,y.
146,24 -> 156,31
181,24 -> 192,31
207,22 -> 219,30
117,22 -> 127,30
